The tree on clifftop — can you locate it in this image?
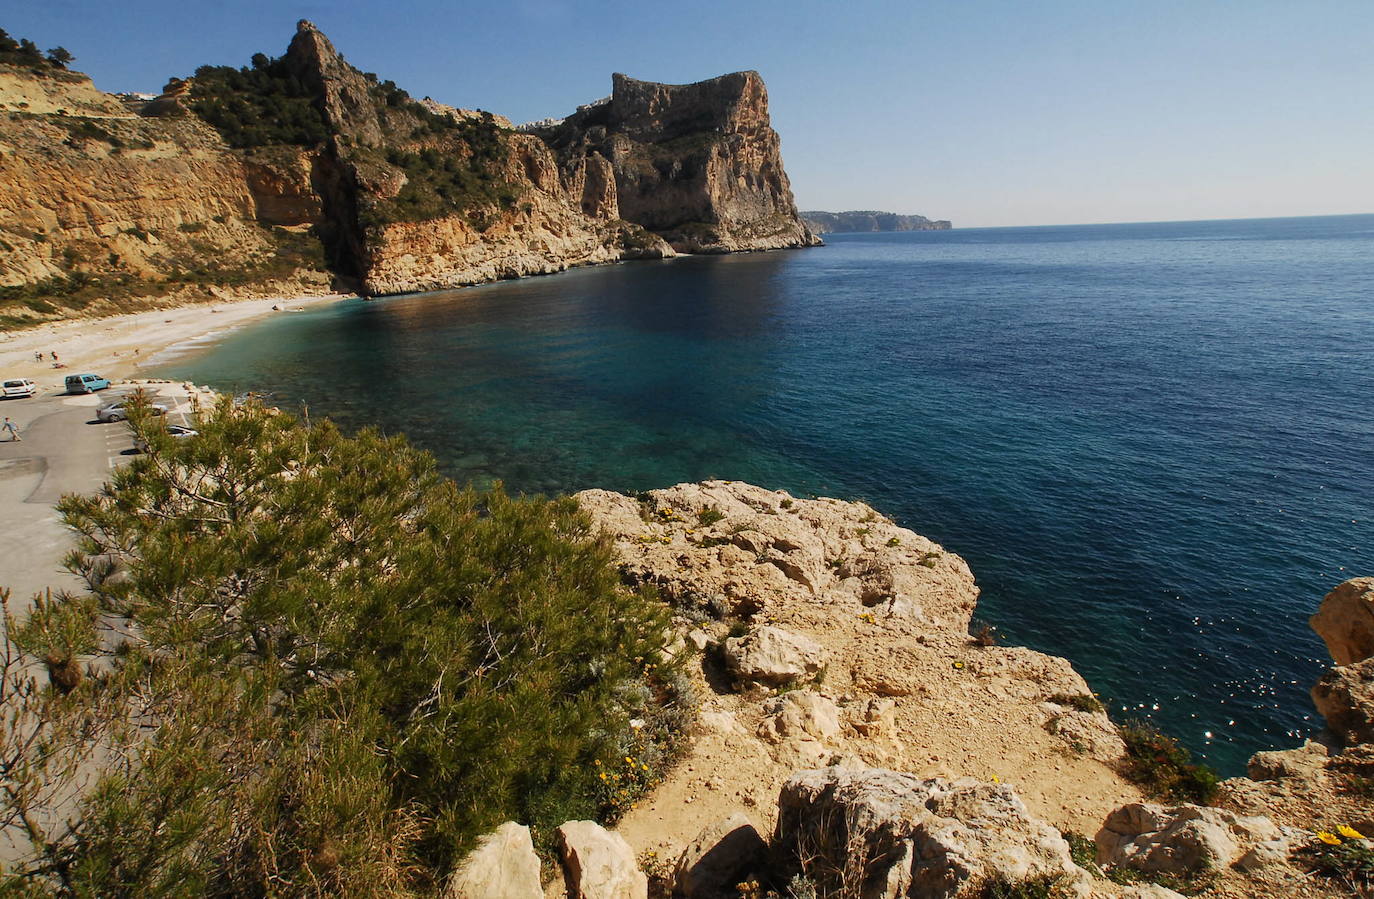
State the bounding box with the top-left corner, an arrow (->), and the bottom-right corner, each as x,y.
45,47 -> 73,69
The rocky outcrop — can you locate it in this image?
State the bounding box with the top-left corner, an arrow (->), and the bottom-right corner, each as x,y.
1310,577 -> 1374,666
1096,803 -> 1283,876
723,626 -> 827,687
774,768 -> 1082,898
447,821 -> 542,899
1312,657 -> 1374,746
802,210 -> 952,234
539,72 -> 820,253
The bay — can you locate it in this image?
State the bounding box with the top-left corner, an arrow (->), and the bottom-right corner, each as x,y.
154,214 -> 1374,773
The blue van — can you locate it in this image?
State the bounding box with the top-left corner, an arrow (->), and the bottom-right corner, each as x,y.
65,373 -> 111,394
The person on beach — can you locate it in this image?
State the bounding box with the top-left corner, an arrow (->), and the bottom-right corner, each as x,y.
2,417 -> 20,442
50,352 -> 58,363
34,352 -> 42,362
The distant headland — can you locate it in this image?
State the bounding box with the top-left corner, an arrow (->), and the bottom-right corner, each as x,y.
802,209 -> 952,233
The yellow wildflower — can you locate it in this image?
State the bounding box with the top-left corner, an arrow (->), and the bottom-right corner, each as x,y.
1317,831 -> 1342,846
1338,824 -> 1367,840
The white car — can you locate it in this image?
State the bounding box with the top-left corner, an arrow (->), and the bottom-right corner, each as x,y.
97,399 -> 170,422
135,425 -> 197,453
2,378 -> 37,398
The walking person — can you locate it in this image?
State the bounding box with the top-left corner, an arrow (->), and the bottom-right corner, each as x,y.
2,417 -> 20,442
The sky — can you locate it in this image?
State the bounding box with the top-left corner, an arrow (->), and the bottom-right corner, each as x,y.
7,0 -> 1372,227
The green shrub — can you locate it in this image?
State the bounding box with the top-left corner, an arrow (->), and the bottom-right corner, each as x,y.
1047,693 -> 1105,714
1117,720 -> 1219,804
697,507 -> 725,527
1,397 -> 686,892
979,874 -> 1074,899
189,58 -> 329,148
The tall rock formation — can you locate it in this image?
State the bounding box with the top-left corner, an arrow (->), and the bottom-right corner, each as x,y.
539,72 -> 820,253
0,21 -> 817,323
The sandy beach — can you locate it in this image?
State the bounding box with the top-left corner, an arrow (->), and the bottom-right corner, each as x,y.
0,294 -> 347,389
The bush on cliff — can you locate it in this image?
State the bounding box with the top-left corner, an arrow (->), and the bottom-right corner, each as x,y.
0,396 -> 686,895
1118,720 -> 1220,804
189,57 -> 329,148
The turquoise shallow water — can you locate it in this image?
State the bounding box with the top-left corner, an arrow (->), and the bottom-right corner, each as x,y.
155,214 -> 1374,774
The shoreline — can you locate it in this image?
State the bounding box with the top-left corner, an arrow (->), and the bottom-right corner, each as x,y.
0,293 -> 348,388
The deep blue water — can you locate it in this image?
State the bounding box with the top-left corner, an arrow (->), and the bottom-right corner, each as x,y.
155,214 -> 1374,774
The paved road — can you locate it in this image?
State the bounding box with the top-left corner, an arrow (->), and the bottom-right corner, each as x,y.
0,385 -> 195,618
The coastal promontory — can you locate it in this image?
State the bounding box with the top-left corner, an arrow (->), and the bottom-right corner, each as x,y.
0,21 -> 818,323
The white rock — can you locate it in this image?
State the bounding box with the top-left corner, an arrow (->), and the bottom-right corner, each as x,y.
557,821 -> 647,899
448,821 -> 542,899
757,691 -> 841,743
1096,803 -> 1280,875
723,626 -> 827,686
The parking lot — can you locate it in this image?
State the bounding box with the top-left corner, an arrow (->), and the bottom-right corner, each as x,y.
0,381 -> 199,615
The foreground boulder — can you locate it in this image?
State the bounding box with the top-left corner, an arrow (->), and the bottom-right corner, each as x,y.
774,767 -> 1079,898
558,820 -> 648,899
1309,577 -> 1374,666
723,626 -> 827,687
1096,803 -> 1282,875
1311,657 -> 1374,746
674,813 -> 769,898
448,821 -> 542,899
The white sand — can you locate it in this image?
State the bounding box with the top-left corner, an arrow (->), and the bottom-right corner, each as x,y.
0,295 -> 346,389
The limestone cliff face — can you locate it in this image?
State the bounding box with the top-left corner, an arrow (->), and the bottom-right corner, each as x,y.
0,68 -> 327,312
543,71 -> 820,253
360,134 -> 661,295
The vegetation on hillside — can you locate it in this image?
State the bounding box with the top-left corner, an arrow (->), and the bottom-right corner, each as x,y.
189,55 -> 330,148
1,397 -> 690,894
358,116 -> 519,228
0,27 -> 74,71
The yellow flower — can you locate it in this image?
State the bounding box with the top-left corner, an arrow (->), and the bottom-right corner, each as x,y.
1338,824 -> 1367,840
625,756 -> 633,764
952,660 -> 965,670
599,772 -> 607,781
991,775 -> 1000,783
594,759 -> 601,766
1317,831 -> 1342,846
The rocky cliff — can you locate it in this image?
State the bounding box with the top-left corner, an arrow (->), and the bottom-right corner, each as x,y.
0,22 -> 818,325
802,209 -> 952,233
538,72 -> 821,253
0,64 -> 331,324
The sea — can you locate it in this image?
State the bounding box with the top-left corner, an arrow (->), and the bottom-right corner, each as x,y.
152,213 -> 1374,774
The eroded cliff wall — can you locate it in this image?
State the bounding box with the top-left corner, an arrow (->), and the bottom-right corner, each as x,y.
0,65 -> 330,322
542,71 -> 820,253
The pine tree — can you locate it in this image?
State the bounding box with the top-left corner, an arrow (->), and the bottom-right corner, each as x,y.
1,394 -> 688,894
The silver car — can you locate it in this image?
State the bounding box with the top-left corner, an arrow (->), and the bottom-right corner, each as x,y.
97,399 -> 170,422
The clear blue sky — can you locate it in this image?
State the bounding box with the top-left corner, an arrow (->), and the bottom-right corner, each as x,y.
9,0 -> 1372,227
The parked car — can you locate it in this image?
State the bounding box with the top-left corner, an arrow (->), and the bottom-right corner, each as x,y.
65,373 -> 111,394
2,378 -> 37,398
97,399 -> 170,422
135,425 -> 197,453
